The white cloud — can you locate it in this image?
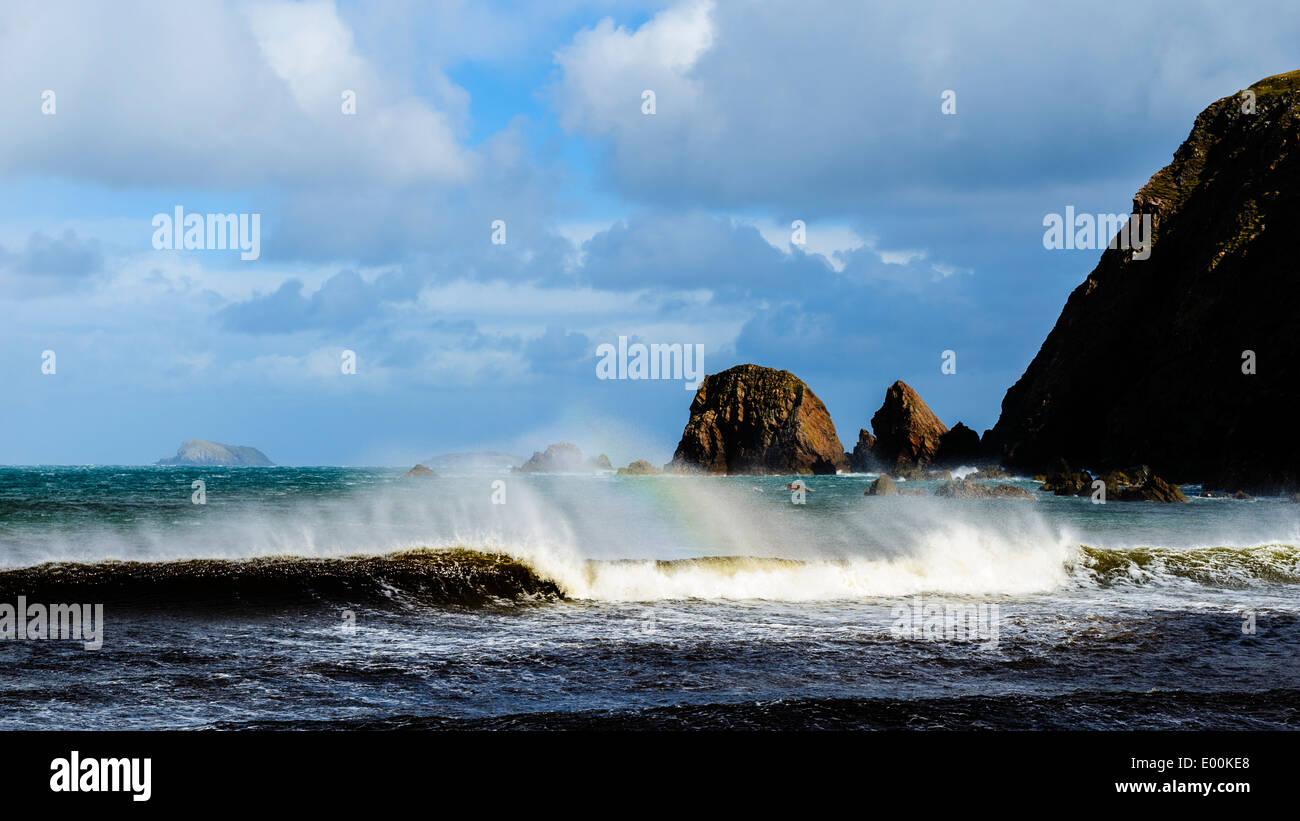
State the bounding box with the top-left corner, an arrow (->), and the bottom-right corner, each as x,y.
553,0 -> 717,137
0,0 -> 472,188
749,218 -> 866,272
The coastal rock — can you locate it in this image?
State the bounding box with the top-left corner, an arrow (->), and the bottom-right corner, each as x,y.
617,459 -> 662,475
1039,470 -> 1092,496
667,364 -> 849,475
516,442 -> 606,473
156,439 -> 274,467
933,480 -> 1035,500
402,464 -> 436,478
934,422 -> 982,466
986,71 -> 1300,493
865,475 -> 899,496
848,429 -> 878,472
1111,476 -> 1189,503
869,381 -> 948,467
967,466 -> 1012,481
1097,470 -> 1134,490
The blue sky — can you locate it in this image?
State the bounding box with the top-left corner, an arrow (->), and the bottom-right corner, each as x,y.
2,0 -> 1298,466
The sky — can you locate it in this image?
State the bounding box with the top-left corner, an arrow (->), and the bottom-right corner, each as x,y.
1,0 -> 1297,466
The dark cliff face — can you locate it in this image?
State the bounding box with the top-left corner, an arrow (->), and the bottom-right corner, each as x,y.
668,364 -> 848,475
988,70 -> 1300,492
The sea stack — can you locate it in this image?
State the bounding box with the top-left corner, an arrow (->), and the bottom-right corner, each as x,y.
987,70 -> 1300,493
867,380 -> 948,468
667,364 -> 848,474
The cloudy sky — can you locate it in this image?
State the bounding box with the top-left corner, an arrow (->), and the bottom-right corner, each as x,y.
2,0 -> 1296,465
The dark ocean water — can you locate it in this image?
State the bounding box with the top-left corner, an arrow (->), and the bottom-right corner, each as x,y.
0,466 -> 1297,730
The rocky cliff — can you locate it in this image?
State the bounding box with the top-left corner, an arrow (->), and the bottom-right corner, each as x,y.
156,440 -> 274,467
987,70 -> 1300,492
668,364 -> 848,474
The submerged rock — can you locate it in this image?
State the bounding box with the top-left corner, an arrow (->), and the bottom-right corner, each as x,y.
933,480 -> 1035,500
668,364 -> 848,475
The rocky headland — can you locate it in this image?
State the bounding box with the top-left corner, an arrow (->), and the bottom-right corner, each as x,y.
986,70 -> 1300,494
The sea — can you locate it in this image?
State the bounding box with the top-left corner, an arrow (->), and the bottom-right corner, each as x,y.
0,465 -> 1297,730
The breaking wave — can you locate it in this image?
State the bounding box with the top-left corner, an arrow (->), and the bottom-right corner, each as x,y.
1,543 -> 1295,609
1072,543 -> 1300,588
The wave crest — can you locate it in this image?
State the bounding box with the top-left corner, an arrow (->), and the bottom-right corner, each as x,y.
1,542 -> 1294,609
0,548 -> 562,609
1073,544 -> 1300,588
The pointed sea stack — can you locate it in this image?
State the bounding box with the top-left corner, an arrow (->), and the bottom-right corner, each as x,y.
868,381 -> 948,467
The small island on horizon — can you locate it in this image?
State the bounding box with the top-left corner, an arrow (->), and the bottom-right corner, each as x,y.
156,439 -> 275,467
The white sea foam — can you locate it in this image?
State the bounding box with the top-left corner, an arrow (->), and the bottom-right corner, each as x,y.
5,473 -> 1299,602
